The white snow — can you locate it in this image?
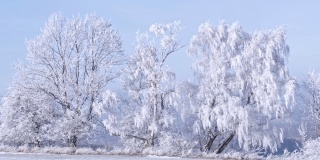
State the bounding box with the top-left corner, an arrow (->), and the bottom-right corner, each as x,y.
0,153 -> 212,160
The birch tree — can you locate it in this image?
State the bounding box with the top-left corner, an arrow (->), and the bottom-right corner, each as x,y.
1,13 -> 124,147
98,21 -> 184,149
188,22 -> 295,153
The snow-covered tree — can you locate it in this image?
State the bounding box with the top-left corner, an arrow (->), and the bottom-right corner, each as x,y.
0,83 -> 53,147
97,21 -> 184,149
169,81 -> 203,153
0,61 -> 58,146
188,22 -> 295,153
300,71 -> 320,138
1,13 -> 124,147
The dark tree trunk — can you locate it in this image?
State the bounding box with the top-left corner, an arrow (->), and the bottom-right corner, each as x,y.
204,127 -> 218,152
204,134 -> 217,151
150,131 -> 155,146
215,131 -> 236,154
35,139 -> 40,147
68,135 -> 78,147
34,122 -> 41,147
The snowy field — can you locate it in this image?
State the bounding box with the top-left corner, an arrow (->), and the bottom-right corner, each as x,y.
0,153 -> 213,160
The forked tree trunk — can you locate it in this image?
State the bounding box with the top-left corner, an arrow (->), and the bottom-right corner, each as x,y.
215,131 -> 236,154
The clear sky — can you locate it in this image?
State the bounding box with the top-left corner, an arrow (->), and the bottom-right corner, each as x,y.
0,0 -> 319,95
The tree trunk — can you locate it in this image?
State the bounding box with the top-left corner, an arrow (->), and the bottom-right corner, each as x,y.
87,96 -> 95,121
68,135 -> 78,147
35,139 -> 40,147
150,79 -> 157,147
34,122 -> 41,147
215,131 -> 236,154
204,134 -> 217,151
150,130 -> 155,146
204,126 -> 218,152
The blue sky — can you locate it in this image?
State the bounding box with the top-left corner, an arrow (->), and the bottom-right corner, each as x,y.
0,0 -> 319,95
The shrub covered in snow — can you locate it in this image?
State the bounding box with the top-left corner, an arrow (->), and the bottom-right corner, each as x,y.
272,138 -> 320,160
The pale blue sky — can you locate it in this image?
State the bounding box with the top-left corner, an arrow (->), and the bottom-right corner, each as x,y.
0,0 -> 319,95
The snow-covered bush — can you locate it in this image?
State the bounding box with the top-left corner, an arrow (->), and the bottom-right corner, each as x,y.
269,138 -> 320,160
158,132 -> 198,156
0,85 -> 53,147
75,147 -> 96,155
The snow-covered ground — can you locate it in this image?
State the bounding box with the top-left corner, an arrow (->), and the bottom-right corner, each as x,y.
0,153 -> 212,160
